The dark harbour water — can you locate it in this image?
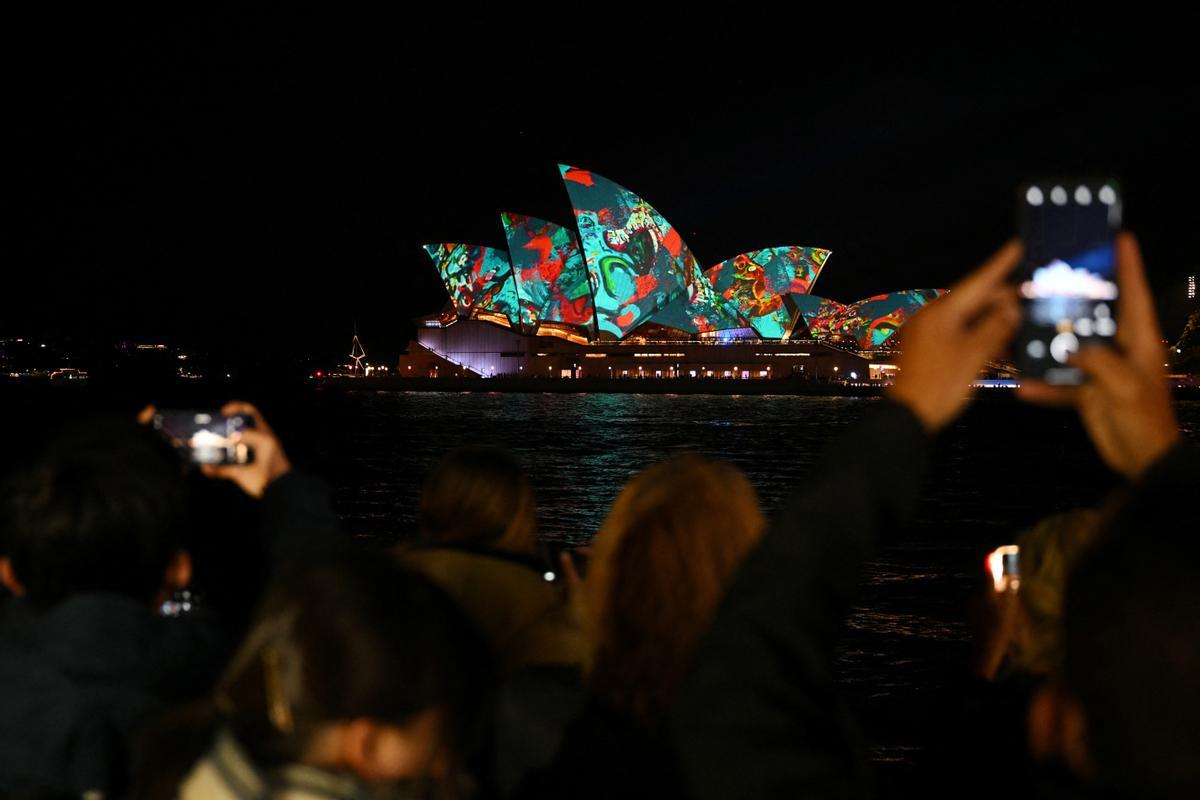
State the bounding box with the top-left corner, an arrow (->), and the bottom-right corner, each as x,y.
301,390 -> 1200,781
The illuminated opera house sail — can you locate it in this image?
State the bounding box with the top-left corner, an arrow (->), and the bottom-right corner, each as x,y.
404,166 -> 945,381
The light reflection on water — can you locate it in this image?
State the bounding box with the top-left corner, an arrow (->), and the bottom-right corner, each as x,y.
323,392 -> 869,545
312,391 -> 1200,769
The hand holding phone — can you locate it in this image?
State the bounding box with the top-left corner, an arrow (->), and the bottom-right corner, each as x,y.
1019,234 -> 1180,479
885,242 -> 1021,432
195,402 -> 292,498
152,409 -> 255,465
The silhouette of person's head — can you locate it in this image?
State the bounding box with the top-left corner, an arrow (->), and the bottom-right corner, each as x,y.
1,416 -> 189,609
986,509 -> 1102,679
417,446 -> 537,554
585,454 -> 765,725
212,553 -> 494,788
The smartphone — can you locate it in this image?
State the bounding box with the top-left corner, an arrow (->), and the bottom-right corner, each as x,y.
987,544 -> 1021,593
1016,179 -> 1122,385
152,410 -> 255,465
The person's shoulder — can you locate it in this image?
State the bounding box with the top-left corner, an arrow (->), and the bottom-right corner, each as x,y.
3,592 -> 221,698
406,545 -> 550,594
0,628 -> 162,796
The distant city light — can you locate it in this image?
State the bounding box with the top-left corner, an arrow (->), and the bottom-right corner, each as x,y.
1098,185 -> 1117,205
1050,186 -> 1068,205
1189,275 -> 1196,300
1074,185 -> 1092,205
1025,186 -> 1044,206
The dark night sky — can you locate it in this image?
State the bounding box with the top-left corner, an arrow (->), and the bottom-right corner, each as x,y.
4,13 -> 1198,370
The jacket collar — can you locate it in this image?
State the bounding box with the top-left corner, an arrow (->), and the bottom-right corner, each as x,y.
208,728 -> 375,800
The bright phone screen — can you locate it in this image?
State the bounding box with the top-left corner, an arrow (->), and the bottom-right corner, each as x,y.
1017,180 -> 1122,385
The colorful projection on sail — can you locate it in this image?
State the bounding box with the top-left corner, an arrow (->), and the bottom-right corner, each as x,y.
791,294 -> 844,339
500,213 -> 596,330
794,289 -> 947,349
422,166 -> 894,344
560,165 -> 698,338
706,247 -> 832,339
423,243 -> 521,327
650,285 -> 746,334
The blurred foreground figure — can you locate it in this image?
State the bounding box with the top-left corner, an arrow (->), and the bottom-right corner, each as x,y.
584,455 -> 765,726
0,403 -> 337,797
1044,468 -> 1200,800
670,241 -> 1024,800
518,455 -> 765,798
167,554 -> 494,800
398,447 -> 584,796
404,446 -> 581,671
0,419 -> 209,796
977,509 -> 1103,682
672,232 -> 1193,799
926,509 -> 1103,797
1020,235 -> 1199,800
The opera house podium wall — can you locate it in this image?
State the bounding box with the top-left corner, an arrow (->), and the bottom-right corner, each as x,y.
398,317 -> 883,382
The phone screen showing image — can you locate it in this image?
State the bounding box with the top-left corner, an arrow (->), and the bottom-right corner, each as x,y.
1017,180 -> 1122,385
152,410 -> 254,465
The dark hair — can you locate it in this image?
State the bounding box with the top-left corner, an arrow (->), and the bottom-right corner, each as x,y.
3,416 -> 185,608
417,447 -> 537,553
1063,471 -> 1200,800
586,455 -> 765,724
217,552 -> 495,768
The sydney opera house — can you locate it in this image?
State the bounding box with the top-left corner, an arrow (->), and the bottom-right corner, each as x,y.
398,166 -> 944,382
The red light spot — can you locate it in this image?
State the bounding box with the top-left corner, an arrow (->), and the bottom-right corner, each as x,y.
563,168 -> 594,186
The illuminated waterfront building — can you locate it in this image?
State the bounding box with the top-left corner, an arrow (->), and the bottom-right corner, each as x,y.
401,167 -> 943,381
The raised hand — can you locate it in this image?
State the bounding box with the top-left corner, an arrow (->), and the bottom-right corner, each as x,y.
200,401 -> 292,498
887,241 -> 1023,432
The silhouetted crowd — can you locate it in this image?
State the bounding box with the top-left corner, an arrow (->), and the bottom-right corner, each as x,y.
2,234 -> 1197,800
